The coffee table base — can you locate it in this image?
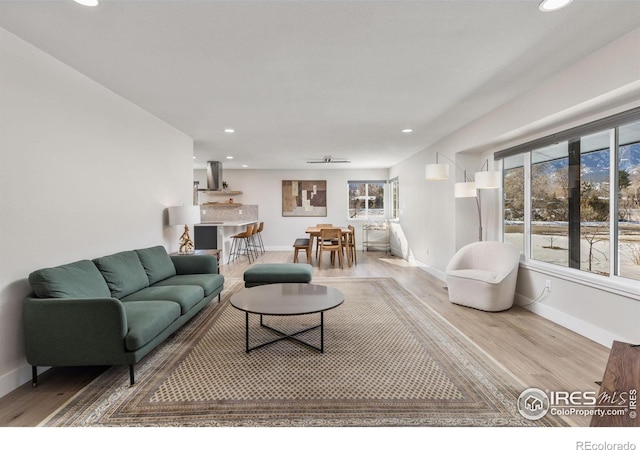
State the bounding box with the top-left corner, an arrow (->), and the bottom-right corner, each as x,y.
244,312 -> 325,353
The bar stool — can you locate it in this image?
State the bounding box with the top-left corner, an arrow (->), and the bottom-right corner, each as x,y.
228,223 -> 255,264
247,222 -> 262,259
254,222 -> 265,254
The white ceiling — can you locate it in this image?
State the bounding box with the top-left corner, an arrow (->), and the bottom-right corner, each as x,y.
1,0 -> 639,170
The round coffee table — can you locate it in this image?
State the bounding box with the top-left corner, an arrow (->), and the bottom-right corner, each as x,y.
230,283 -> 344,353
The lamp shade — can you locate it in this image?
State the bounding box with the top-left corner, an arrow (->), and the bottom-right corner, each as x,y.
425,163 -> 450,180
168,205 -> 201,226
454,181 -> 477,198
475,171 -> 501,189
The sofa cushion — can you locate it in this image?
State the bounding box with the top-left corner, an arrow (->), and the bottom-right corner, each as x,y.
122,285 -> 205,314
123,300 -> 180,351
243,263 -> 313,287
93,251 -> 149,299
135,246 -> 176,285
29,260 -> 111,299
154,273 -> 224,297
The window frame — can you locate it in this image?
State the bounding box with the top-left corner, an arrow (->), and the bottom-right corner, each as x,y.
498,107 -> 640,301
389,177 -> 400,220
347,179 -> 388,221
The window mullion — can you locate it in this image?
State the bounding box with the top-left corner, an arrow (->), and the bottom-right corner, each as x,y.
568,140 -> 581,269
524,152 -> 532,261
611,128 -> 619,277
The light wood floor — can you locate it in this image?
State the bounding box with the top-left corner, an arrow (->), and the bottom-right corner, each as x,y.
0,251 -> 610,427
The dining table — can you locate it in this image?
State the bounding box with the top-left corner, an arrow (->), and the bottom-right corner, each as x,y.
304,226 -> 353,267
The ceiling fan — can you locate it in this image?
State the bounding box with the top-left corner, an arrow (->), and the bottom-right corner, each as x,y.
306,156 -> 351,164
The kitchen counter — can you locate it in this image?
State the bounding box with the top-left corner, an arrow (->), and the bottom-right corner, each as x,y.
198,220 -> 257,227
195,220 -> 258,265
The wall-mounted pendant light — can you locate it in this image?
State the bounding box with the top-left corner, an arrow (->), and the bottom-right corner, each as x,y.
539,0 -> 573,12
73,0 -> 100,6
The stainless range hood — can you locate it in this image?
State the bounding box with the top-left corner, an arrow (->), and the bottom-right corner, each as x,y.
198,161 -> 223,191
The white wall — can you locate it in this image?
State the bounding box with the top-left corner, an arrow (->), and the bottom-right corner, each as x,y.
390,27 -> 640,347
0,28 -> 193,397
195,168 -> 389,251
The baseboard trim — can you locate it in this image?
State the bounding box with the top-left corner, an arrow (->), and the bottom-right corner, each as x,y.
415,260 -> 447,282
515,293 -> 623,349
0,363 -> 47,399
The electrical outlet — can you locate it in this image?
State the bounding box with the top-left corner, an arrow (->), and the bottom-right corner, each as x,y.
545,279 -> 552,292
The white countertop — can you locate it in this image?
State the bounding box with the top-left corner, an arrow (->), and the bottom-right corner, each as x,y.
197,220 -> 257,227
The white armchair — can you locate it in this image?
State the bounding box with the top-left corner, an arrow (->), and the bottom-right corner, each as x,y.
445,241 -> 521,312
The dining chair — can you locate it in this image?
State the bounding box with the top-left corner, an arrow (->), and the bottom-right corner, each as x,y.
342,224 -> 357,266
315,223 -> 333,258
317,227 -> 344,269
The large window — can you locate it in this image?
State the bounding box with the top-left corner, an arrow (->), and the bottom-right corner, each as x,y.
618,121 -> 640,280
531,142 -> 569,267
389,177 -> 400,220
499,108 -> 640,284
348,181 -> 386,220
503,154 -> 525,253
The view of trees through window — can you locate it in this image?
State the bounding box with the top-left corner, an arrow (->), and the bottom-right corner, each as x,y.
503,118 -> 640,281
618,122 -> 640,280
348,181 -> 386,220
503,154 -> 524,253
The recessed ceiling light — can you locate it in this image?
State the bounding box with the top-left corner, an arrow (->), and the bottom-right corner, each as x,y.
539,0 -> 573,12
224,129 -> 235,133
192,156 -> 196,159
73,0 -> 100,6
402,129 -> 413,133
242,165 -> 248,168
226,156 -> 234,160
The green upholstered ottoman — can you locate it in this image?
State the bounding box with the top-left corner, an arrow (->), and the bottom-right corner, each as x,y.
243,263 -> 313,288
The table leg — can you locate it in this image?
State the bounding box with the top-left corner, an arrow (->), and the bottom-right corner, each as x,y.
320,311 -> 324,353
306,234 -> 314,265
245,312 -> 249,353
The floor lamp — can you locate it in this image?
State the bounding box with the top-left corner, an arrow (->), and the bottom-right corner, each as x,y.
425,153 -> 501,242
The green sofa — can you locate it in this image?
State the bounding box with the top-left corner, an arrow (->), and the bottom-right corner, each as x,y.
23,245 -> 224,386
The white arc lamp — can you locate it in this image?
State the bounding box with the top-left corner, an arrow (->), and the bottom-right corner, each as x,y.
168,205 -> 201,254
425,153 -> 500,241
475,160 -> 502,189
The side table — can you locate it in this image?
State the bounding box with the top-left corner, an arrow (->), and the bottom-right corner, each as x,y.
170,249 -> 221,262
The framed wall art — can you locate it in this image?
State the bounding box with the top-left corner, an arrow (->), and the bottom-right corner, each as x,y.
282,180 -> 327,217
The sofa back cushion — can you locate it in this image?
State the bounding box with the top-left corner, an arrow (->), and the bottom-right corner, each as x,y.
29,260 -> 111,299
135,246 -> 176,285
93,251 -> 149,299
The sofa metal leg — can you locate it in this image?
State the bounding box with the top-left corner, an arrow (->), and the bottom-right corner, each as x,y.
32,366 -> 38,387
129,365 -> 135,386
218,293 -> 221,303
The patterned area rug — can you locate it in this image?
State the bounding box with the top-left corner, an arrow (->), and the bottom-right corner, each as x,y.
41,277 -> 567,427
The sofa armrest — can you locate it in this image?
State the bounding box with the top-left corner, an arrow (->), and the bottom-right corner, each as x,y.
23,296 -> 129,366
170,255 -> 219,275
